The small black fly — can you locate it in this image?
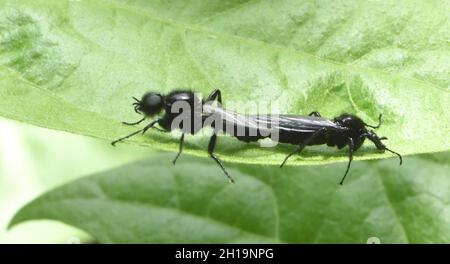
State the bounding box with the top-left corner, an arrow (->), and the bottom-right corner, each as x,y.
112,89 -> 402,185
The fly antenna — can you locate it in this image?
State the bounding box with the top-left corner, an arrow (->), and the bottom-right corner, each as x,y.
364,114 -> 382,129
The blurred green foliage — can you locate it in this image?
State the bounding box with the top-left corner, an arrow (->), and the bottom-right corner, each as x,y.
0,118 -> 148,243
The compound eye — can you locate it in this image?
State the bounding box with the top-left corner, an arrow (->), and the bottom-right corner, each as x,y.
146,94 -> 162,107
139,92 -> 163,115
342,117 -> 352,126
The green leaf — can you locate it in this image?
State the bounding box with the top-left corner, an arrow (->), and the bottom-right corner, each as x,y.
9,152 -> 450,243
0,0 -> 449,165
118,0 -> 450,89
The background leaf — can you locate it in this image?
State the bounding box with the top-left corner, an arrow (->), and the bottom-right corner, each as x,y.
0,0 -> 449,166
0,117 -> 148,243
10,152 -> 450,243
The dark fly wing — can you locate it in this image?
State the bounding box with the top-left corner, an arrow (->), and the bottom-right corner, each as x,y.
203,104 -> 344,134
252,114 -> 343,133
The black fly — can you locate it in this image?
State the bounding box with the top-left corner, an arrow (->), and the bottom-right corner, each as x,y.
112,89 -> 402,185
111,89 -> 235,182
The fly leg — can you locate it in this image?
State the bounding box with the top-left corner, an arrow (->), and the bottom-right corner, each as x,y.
364,132 -> 403,165
172,133 -> 185,165
122,116 -> 146,126
206,89 -> 222,104
280,128 -> 327,168
204,89 -> 224,134
208,134 -> 234,183
111,119 -> 161,146
339,138 -> 354,185
308,111 -> 321,117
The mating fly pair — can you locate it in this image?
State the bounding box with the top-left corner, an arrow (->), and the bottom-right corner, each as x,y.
111,89 -> 402,184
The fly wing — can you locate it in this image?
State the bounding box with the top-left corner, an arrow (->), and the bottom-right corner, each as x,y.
203,104 -> 343,134
252,114 -> 343,133
203,104 -> 261,131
